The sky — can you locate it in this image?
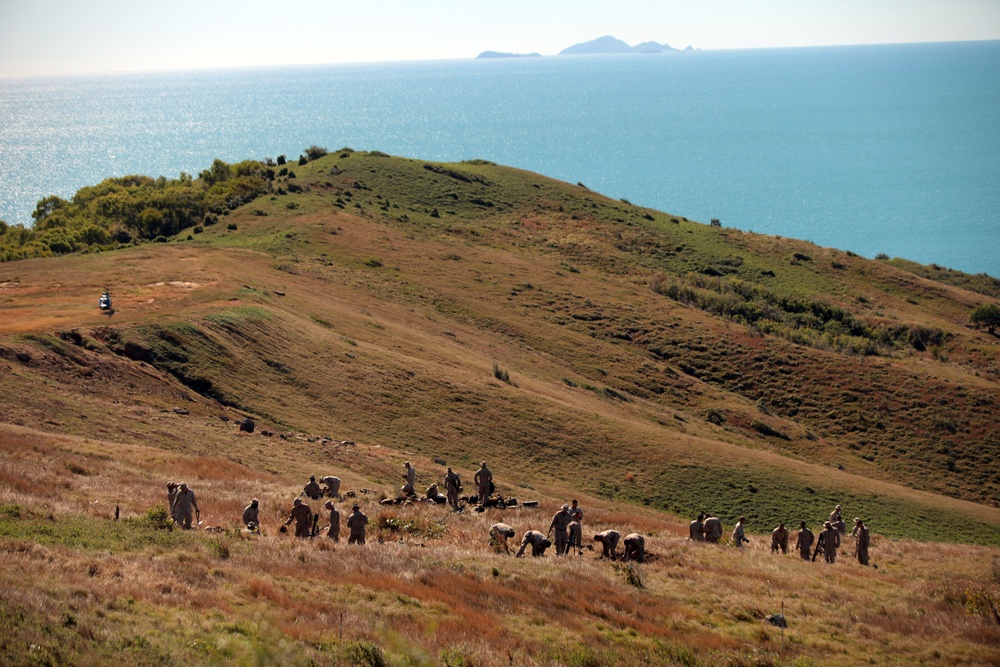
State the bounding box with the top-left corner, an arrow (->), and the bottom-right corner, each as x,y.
1,0 -> 999,77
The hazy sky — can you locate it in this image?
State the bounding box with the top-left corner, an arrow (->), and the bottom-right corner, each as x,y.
1,0 -> 999,77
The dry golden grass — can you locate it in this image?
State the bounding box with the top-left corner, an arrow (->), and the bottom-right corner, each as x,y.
0,423 -> 998,666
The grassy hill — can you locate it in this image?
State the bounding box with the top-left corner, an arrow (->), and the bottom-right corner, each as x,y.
1,150 -> 999,665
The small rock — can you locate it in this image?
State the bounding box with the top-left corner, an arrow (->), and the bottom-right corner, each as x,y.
765,614 -> 787,628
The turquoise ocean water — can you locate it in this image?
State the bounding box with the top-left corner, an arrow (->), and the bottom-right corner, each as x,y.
1,41 -> 998,276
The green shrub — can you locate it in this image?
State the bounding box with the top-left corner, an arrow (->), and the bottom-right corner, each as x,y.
492,362 -> 510,383
751,419 -> 789,440
145,505 -> 173,530
304,145 -> 327,160
706,408 -> 726,425
970,303 -> 1000,335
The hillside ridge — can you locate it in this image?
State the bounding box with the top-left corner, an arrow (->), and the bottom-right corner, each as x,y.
1,149 -> 998,533
2,149 -> 1000,666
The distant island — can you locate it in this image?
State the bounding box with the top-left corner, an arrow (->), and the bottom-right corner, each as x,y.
476,36 -> 695,60
475,51 -> 542,59
559,35 -> 690,55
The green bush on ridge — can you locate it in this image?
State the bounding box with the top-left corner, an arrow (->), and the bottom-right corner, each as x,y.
0,158 -> 272,262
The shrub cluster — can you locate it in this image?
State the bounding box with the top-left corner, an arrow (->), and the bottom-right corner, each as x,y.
1,158 -> 272,262
649,272 -> 946,356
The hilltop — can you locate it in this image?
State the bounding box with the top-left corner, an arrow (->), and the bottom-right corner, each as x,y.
1,149 -> 999,665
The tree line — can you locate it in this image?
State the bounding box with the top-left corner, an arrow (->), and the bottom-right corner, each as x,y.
0,157 -> 275,262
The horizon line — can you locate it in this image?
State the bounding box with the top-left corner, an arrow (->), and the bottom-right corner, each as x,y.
1,37 -> 997,82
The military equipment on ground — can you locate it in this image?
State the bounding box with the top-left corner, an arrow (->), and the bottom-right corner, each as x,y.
99,288 -> 113,313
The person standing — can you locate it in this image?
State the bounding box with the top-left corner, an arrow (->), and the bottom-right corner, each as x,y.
689,514 -> 706,541
703,514 -> 723,543
303,476 -> 322,500
548,504 -> 573,556
166,482 -> 179,514
401,462 -> 416,497
568,499 -> 584,556
593,530 -> 621,559
830,504 -> 846,534
444,467 -> 462,511
474,462 -> 493,505
819,521 -> 840,563
347,504 -> 368,544
284,498 -> 313,538
771,522 -> 789,554
172,482 -> 199,529
852,518 -> 870,566
732,516 -> 749,548
795,521 -> 814,561
324,501 -> 341,541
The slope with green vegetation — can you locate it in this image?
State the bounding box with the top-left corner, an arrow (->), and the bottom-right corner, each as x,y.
1,149 -> 999,665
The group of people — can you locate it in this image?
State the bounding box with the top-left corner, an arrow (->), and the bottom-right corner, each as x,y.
687,504 -> 871,566
165,481 -> 199,529
170,464 -> 870,569
402,461 -> 494,511
272,497 -> 370,544
487,499 -> 645,562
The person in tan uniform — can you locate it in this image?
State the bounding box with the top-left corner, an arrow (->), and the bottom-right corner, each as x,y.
444,467 -> 462,511
242,498 -> 260,530
172,482 -> 199,529
548,505 -> 573,556
771,522 -> 789,554
568,500 -> 584,556
852,518 -> 870,566
594,529 -> 621,560
347,504 -> 368,544
489,523 -> 516,554
795,521 -> 814,560
321,476 -> 341,497
732,516 -> 749,548
166,481 -> 179,513
285,497 -> 313,538
324,500 -> 341,541
703,514 -> 723,543
622,533 -> 645,562
689,514 -> 706,541
515,530 -> 551,557
303,476 -> 322,500
474,462 -> 493,505
830,504 -> 846,535
819,521 -> 840,563
401,462 -> 416,497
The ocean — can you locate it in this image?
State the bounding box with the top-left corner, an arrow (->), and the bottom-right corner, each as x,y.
1,41 -> 998,276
